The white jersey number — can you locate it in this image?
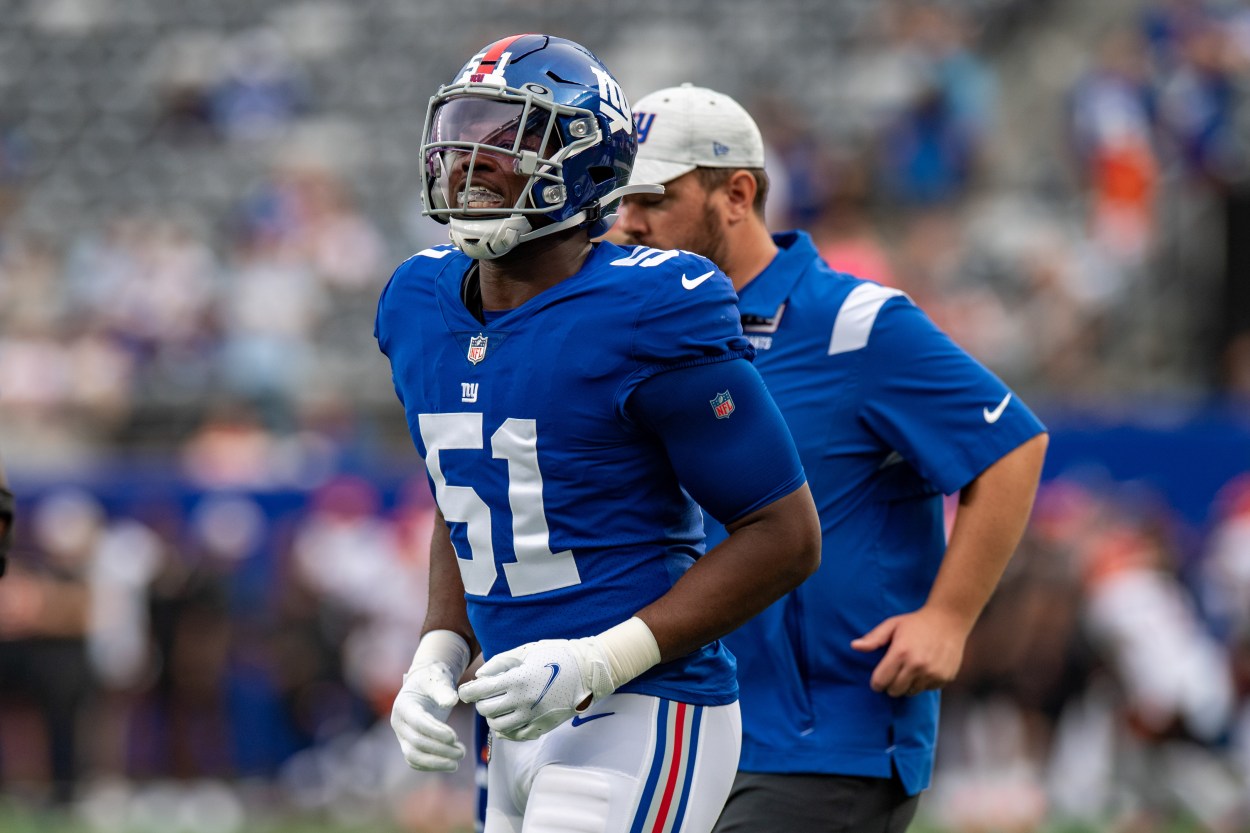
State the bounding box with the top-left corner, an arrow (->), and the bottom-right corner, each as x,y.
418,413 -> 581,597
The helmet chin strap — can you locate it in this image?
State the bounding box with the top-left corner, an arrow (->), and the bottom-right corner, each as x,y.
449,215 -> 533,260
584,183 -> 665,237
450,183 -> 666,260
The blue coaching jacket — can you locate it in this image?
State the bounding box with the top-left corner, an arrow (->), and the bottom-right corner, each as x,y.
703,231 -> 1046,794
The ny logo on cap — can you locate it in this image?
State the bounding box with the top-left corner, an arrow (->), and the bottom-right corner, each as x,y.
635,112 -> 656,144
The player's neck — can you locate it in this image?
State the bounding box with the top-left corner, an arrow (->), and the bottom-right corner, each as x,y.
725,220 -> 779,293
478,231 -> 592,311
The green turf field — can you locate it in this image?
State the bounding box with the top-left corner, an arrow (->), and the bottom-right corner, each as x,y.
0,805 -> 1213,833
0,803 -> 460,833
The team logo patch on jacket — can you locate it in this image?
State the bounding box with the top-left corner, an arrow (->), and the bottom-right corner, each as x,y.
467,334 -> 489,364
741,303 -> 785,333
710,391 -> 735,419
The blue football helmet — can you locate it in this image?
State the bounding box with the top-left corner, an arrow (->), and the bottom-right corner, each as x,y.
420,34 -> 659,259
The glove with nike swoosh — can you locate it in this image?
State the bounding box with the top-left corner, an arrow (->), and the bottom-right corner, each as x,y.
391,630 -> 473,771
458,617 -> 661,742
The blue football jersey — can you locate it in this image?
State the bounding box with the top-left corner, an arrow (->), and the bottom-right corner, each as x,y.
376,241 -> 760,706
704,231 -> 1047,792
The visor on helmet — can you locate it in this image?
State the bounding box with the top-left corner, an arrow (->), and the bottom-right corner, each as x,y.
424,96 -> 565,218
429,97 -> 557,153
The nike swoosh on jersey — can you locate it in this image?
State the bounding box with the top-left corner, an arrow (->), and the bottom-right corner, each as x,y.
983,392 -> 1012,424
571,711 -> 616,727
681,270 -> 715,290
532,663 -> 560,707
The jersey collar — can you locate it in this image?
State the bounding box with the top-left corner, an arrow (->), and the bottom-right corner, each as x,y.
735,230 -> 819,319
435,241 -> 621,331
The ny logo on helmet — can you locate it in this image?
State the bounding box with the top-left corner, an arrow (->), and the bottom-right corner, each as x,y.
590,66 -> 631,135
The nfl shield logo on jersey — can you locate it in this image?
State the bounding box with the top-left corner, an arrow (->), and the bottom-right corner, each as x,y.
467,334 -> 489,365
710,390 -> 735,419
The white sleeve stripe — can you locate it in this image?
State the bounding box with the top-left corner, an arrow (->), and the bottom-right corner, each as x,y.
827,284 -> 908,356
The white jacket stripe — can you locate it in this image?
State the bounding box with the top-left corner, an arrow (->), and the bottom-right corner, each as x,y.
827,284 -> 907,356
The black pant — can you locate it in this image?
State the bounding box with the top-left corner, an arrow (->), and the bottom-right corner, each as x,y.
713,772 -> 920,833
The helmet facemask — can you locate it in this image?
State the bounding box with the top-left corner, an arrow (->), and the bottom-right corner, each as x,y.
421,84 -> 603,259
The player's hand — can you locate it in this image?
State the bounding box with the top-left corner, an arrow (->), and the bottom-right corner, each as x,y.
458,637 -> 616,742
851,606 -> 970,698
391,655 -> 467,772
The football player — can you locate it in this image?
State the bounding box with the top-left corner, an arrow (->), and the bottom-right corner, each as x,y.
616,84 -> 1049,833
378,37 -> 821,833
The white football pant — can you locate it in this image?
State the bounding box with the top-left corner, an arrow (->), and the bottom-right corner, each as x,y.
483,692 -> 741,833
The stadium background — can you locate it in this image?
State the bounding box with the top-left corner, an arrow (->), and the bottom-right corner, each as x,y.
1,0 -> 1249,830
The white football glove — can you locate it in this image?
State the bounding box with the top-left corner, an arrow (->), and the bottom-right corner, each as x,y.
458,617 -> 661,742
391,630 -> 472,772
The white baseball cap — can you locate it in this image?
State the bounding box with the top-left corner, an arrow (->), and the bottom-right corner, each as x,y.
630,83 -> 765,186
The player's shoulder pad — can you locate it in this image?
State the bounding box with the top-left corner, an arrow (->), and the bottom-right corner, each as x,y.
601,246 -> 745,367
391,244 -> 467,285
603,245 -> 737,309
379,244 -> 466,310
376,244 -> 467,346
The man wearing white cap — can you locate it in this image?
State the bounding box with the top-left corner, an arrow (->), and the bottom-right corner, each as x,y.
616,84 -> 1050,833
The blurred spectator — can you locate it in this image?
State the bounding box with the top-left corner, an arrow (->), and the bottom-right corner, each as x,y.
1068,28 -> 1159,264
812,145 -> 902,287
180,404 -> 287,489
209,28 -> 309,143
148,32 -> 226,142
1081,523 -> 1232,745
929,480 -> 1093,832
0,454 -> 11,580
0,126 -> 31,220
1203,475 -> 1250,646
217,231 -> 323,407
0,490 -> 98,805
290,476 -> 428,718
1150,3 -> 1250,187
751,95 -> 838,228
294,168 -> 386,293
1223,331 -> 1250,396
877,4 -> 996,207
1079,517 -> 1244,832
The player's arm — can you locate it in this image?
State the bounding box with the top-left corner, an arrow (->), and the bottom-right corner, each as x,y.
423,510 -> 479,652
846,294 -> 1049,696
628,361 -> 822,662
392,509 -> 479,771
852,432 -> 1048,696
642,486 -> 820,661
